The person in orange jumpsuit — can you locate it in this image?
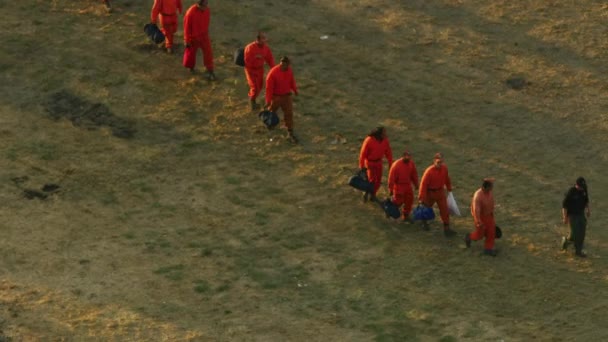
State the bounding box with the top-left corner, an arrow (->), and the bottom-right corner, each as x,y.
465,178 -> 497,256
418,153 -> 456,236
183,0 -> 215,80
244,32 -> 275,111
358,127 -> 393,203
151,0 -> 183,54
388,150 -> 418,221
265,56 -> 299,142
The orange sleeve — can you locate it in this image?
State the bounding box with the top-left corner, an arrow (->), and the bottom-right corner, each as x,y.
265,70 -> 275,105
418,168 -> 429,201
445,166 -> 452,192
384,139 -> 393,167
243,43 -> 254,67
290,69 -> 298,95
411,163 -> 419,189
472,191 -> 482,225
388,162 -> 397,191
359,137 -> 370,169
151,0 -> 162,23
183,9 -> 191,43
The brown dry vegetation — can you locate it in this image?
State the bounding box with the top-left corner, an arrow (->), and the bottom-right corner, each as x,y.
1,0 -> 607,340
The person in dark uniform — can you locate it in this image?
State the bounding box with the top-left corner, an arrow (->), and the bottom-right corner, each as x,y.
561,177 -> 591,257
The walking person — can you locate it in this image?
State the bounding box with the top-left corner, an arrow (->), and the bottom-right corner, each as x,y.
183,0 -> 215,80
244,32 -> 275,111
265,56 -> 299,143
465,178 -> 498,256
358,127 -> 393,203
388,150 -> 418,221
561,177 -> 591,257
151,0 -> 183,54
418,153 -> 456,236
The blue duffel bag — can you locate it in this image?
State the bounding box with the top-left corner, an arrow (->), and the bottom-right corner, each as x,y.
258,110 -> 279,129
234,47 -> 245,67
383,199 -> 401,219
348,170 -> 373,193
144,23 -> 165,45
413,205 -> 435,221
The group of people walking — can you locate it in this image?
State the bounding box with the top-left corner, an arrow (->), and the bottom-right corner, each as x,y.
102,1 -> 593,258
358,127 -> 592,257
147,0 -> 299,142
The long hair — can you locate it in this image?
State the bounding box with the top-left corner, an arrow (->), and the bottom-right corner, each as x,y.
576,177 -> 588,195
369,126 -> 384,141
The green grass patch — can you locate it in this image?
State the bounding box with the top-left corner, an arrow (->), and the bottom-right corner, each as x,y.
99,192 -> 118,205
254,211 -> 270,226
154,264 -> 185,281
224,176 -> 241,185
226,194 -> 256,208
27,141 -> 60,160
193,280 -> 211,294
5,147 -> 17,161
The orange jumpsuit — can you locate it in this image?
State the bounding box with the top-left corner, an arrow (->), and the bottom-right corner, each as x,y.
244,42 -> 275,101
184,5 -> 213,71
470,188 -> 496,250
359,137 -> 393,196
265,65 -> 298,130
418,164 -> 452,224
152,0 -> 182,49
388,158 -> 418,218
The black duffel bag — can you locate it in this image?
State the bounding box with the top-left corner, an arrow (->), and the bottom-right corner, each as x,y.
382,199 -> 401,219
234,47 -> 245,67
495,225 -> 503,239
348,169 -> 373,193
258,110 -> 279,129
144,23 -> 165,45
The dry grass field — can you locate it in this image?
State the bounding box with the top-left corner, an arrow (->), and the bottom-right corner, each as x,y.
1,0 -> 607,340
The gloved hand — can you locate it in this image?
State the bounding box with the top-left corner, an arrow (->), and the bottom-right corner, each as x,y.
185,43 -> 191,48
360,167 -> 367,173
389,191 -> 393,197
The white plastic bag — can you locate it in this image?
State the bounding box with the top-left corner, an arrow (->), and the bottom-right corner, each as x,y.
447,191 -> 461,216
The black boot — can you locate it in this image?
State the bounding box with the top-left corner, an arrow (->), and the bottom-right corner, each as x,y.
421,220 -> 430,231
287,129 -> 299,143
443,224 -> 457,237
464,233 -> 471,248
483,249 -> 497,257
250,99 -> 260,111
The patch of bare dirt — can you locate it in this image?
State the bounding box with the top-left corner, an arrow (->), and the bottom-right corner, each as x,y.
45,90 -> 136,138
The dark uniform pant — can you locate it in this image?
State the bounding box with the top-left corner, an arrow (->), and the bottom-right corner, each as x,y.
568,214 -> 587,254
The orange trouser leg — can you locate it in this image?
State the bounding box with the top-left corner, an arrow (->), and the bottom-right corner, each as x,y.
393,190 -> 414,217
245,67 -> 264,100
424,191 -> 449,225
160,15 -> 178,49
365,161 -> 383,196
471,216 -> 495,250
201,35 -> 214,71
270,94 -> 294,130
